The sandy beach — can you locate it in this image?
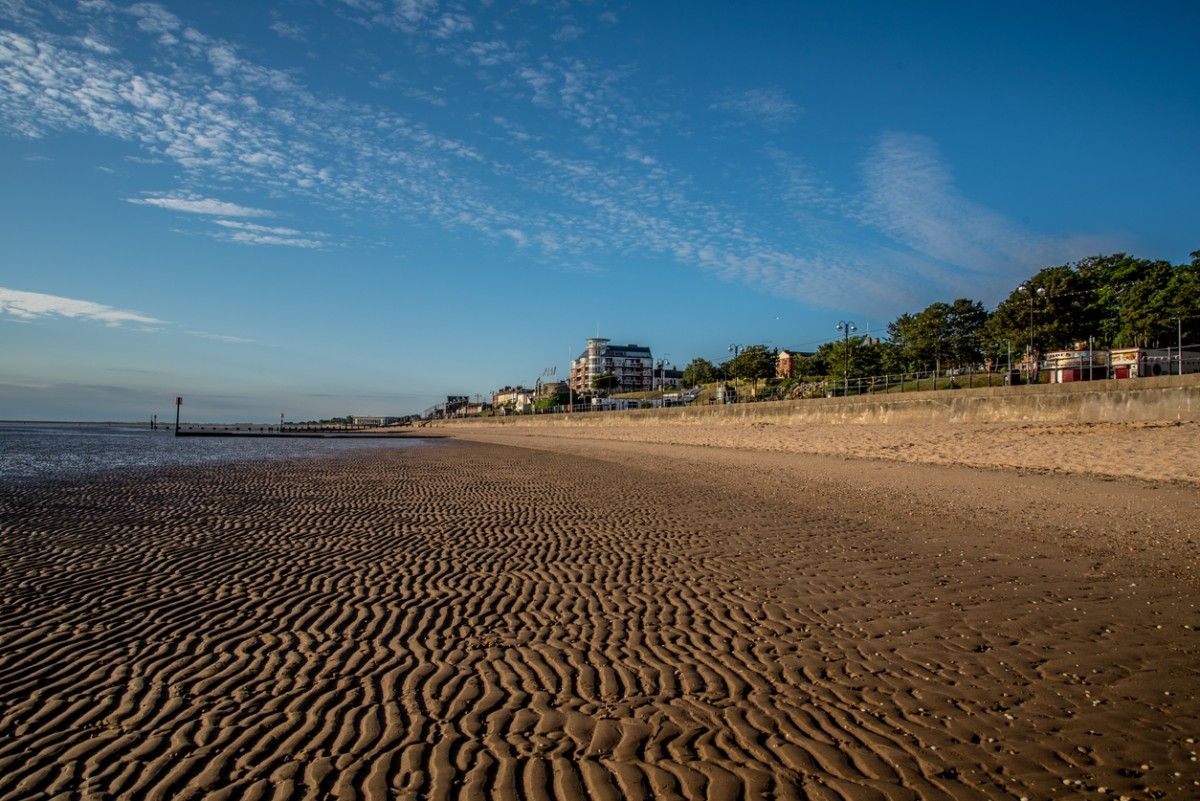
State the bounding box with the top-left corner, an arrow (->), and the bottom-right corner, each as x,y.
435,417 -> 1200,487
2,434 -> 1198,800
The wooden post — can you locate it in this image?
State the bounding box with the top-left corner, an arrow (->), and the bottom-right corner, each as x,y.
174,396 -> 182,436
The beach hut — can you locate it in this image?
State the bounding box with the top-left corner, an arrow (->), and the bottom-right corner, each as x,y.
1108,347 -> 1192,378
1045,346 -> 1109,383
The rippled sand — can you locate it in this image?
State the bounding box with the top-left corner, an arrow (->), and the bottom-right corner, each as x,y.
1,441 -> 1197,800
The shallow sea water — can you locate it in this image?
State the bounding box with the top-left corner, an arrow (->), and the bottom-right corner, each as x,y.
0,423 -> 421,484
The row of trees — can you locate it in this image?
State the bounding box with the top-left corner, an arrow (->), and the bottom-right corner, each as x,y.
678,251 -> 1200,385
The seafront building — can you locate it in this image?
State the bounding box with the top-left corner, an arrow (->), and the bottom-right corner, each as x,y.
1044,348 -> 1110,383
492,386 -> 534,411
776,349 -> 816,379
656,367 -> 684,390
536,380 -> 567,399
570,338 -> 655,395
494,386 -> 537,410
1043,344 -> 1200,382
1109,346 -> 1200,378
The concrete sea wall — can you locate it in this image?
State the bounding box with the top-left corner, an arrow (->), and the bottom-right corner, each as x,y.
432,374 -> 1200,428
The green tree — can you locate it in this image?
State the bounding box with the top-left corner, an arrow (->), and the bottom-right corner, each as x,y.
681,357 -> 716,387
1162,252 -> 1200,346
945,298 -> 988,367
878,249 -> 1200,372
728,345 -> 775,381
1076,251 -> 1200,348
982,255 -> 1197,355
1075,252 -> 1156,345
876,339 -> 905,374
791,351 -> 827,379
985,265 -> 1090,356
886,312 -> 921,370
889,302 -> 960,370
815,336 -> 883,386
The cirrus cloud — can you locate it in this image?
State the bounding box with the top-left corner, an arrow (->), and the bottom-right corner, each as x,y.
0,285 -> 257,343
711,87 -> 800,127
0,287 -> 162,327
126,195 -> 274,217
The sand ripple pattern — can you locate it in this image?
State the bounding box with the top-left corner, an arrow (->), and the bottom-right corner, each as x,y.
1,444 -> 1197,800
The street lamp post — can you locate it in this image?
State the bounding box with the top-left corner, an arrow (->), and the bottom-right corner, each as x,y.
656,356 -> 669,406
1178,317 -> 1184,376
727,344 -> 742,403
835,321 -> 857,395
1018,285 -> 1046,383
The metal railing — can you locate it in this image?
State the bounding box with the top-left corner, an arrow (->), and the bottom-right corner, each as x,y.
439,353 -> 1200,419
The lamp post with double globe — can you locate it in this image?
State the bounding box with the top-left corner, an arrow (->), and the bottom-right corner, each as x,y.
1018,284 -> 1046,383
835,321 -> 857,395
727,344 -> 743,402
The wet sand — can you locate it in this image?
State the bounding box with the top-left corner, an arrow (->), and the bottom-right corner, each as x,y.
1,439 -> 1198,800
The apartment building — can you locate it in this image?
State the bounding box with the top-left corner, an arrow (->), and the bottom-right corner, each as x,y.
570,338 -> 654,394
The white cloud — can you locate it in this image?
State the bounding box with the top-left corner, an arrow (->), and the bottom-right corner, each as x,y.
0,2 -> 1110,314
79,35 -> 116,54
127,195 -> 273,217
466,40 -> 514,67
855,132 -> 1105,286
0,287 -> 163,327
711,87 -> 799,127
187,330 -> 255,343
552,24 -> 582,42
126,2 -> 180,35
518,66 -> 554,106
0,286 -> 259,342
492,115 -> 532,142
221,231 -> 325,249
211,219 -> 326,248
391,0 -> 438,31
624,146 -> 656,167
433,13 -> 473,39
270,20 -> 306,42
207,44 -> 240,76
213,219 -> 302,236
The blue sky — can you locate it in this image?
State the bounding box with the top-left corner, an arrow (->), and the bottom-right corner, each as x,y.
1,0 -> 1197,421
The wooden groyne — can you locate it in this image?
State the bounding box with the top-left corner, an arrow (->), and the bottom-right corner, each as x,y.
175,428 -> 441,439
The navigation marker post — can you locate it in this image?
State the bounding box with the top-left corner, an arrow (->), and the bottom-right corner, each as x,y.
175,396 -> 182,436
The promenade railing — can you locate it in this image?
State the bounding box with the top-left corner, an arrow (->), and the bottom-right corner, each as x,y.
455,352 -> 1200,419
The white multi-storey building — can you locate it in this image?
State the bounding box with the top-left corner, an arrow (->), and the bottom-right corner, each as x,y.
570,338 -> 654,394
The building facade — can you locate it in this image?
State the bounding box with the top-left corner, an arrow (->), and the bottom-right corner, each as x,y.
570,338 -> 654,394
492,386 -> 534,407
535,380 -> 567,398
1044,349 -> 1109,383
776,349 -> 815,379
657,368 -> 684,390
1110,347 -> 1200,378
